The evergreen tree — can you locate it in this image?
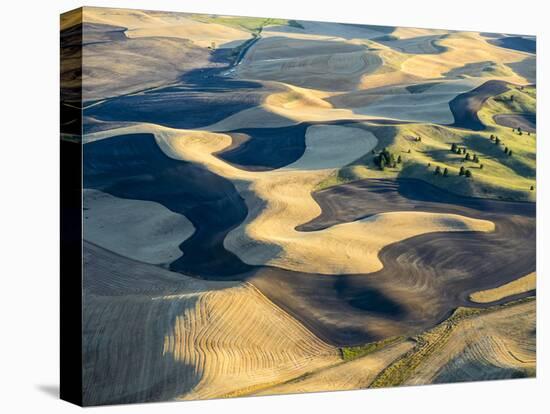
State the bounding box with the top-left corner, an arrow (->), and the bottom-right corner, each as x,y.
480,164 -> 484,170
451,143 -> 457,152
434,166 -> 441,175
473,154 -> 479,163
459,166 -> 465,176
397,155 -> 402,164
504,147 -> 509,154
443,167 -> 448,176
508,150 -> 513,157
465,169 -> 472,178
374,147 -> 397,170
465,153 -> 471,161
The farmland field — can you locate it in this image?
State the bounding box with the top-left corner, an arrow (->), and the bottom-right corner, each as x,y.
61,6 -> 536,405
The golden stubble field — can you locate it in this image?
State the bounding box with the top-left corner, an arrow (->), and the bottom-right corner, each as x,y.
65,6 -> 536,405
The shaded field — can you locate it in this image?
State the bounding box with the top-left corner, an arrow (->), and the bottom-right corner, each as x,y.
405,82 -> 442,94
83,242 -> 339,405
82,129 -> 534,346
449,80 -> 510,130
489,36 -> 536,54
237,36 -> 382,91
83,129 -> 535,345
508,57 -> 536,84
300,178 -> 535,230
215,124 -> 309,171
75,8 -> 537,403
250,178 -> 534,345
493,113 -> 536,133
215,119 -> 406,171
83,238 -> 535,402
333,79 -> 482,125
83,133 -> 251,277
84,74 -> 282,132
79,22 -> 220,102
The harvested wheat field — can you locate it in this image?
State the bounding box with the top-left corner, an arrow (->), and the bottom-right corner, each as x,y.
470,272 -> 536,304
66,5 -> 537,406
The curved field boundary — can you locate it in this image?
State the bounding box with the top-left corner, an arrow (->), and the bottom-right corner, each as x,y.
83,133 -> 252,277
449,80 -> 510,130
250,178 -> 534,346
82,129 -> 534,347
489,36 -> 536,54
493,113 -> 536,133
470,272 -> 536,304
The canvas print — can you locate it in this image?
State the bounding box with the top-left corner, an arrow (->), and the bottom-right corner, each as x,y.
60,6 -> 536,406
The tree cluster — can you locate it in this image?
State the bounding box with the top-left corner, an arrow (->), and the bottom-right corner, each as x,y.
459,166 -> 472,178
450,143 -> 466,155
517,127 -> 523,136
375,148 -> 400,170
434,166 -> 449,177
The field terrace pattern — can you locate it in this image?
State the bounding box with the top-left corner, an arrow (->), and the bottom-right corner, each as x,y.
61,6 -> 536,406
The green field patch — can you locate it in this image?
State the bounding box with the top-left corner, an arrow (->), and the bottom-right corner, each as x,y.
315,101 -> 535,201
340,336 -> 404,362
191,14 -> 291,34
